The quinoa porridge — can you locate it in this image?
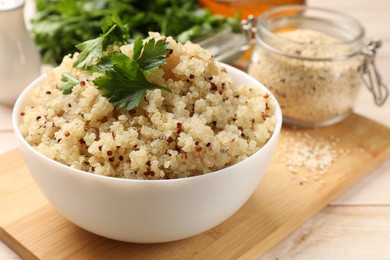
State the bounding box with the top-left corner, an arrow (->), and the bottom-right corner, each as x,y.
19,32 -> 277,180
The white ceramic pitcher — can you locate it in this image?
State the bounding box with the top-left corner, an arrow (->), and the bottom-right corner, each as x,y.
0,0 -> 41,106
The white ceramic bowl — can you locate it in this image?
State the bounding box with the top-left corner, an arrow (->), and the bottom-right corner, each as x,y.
12,64 -> 282,243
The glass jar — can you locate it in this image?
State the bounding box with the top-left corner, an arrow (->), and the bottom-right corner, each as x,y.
244,6 -> 388,128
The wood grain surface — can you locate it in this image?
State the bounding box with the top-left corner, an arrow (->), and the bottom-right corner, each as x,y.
1,113 -> 389,259
261,205 -> 390,259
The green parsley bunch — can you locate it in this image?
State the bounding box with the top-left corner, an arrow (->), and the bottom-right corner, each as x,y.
31,0 -> 240,65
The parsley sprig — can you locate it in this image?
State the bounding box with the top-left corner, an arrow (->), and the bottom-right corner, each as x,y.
60,18 -> 172,110
93,39 -> 171,110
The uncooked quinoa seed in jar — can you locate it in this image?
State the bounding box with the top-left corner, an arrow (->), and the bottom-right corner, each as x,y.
244,6 -> 388,128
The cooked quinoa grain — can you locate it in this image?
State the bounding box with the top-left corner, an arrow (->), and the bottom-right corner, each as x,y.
20,32 -> 277,180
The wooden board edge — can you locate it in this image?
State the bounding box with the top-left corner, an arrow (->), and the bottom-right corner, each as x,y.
0,227 -> 38,260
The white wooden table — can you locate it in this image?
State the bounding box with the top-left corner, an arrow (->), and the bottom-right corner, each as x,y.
1,0 -> 389,258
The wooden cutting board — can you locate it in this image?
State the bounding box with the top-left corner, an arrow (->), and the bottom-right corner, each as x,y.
1,113 -> 390,260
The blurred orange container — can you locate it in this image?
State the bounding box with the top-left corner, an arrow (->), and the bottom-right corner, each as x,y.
199,0 -> 306,18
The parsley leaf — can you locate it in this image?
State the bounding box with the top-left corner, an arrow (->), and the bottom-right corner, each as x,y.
59,73 -> 80,95
133,37 -> 170,71
73,25 -> 117,68
93,51 -> 171,110
86,53 -> 114,73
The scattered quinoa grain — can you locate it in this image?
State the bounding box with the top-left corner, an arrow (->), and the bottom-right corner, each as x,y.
278,131 -> 351,185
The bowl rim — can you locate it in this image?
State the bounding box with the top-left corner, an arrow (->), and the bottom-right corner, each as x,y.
12,63 -> 282,184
